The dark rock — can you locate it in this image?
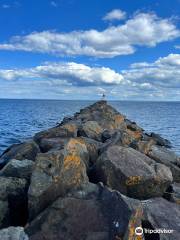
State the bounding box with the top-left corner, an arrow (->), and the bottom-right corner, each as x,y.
142,198 -> 180,240
0,141 -> 40,169
165,183 -> 180,204
26,196 -> 110,240
0,226 -> 29,240
0,177 -> 28,227
95,146 -> 173,199
100,130 -> 134,154
101,130 -> 112,142
38,137 -> 69,152
26,185 -> 143,240
148,145 -> 180,182
0,201 -> 9,228
0,159 -> 34,180
28,138 -> 89,220
150,132 -> 172,148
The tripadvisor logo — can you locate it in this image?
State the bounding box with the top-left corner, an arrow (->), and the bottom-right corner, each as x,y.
135,227 -> 174,236
135,227 -> 143,236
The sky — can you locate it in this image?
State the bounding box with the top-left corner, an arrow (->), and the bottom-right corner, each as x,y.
0,0 -> 180,100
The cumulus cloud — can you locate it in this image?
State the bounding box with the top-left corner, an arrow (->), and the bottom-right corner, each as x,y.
0,54 -> 180,100
123,53 -> 180,88
0,62 -> 125,86
103,9 -> 126,21
0,12 -> 179,58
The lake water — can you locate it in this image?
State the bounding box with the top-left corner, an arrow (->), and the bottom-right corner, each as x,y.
0,99 -> 179,155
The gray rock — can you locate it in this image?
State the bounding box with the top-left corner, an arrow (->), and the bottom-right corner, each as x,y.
33,123 -> 78,144
0,141 -> 40,169
95,146 -> 173,199
0,177 -> 28,226
0,226 -> 29,240
38,137 -> 69,152
0,159 -> 34,180
80,121 -> 103,141
142,198 -> 180,240
28,138 -> 89,220
148,145 -> 180,182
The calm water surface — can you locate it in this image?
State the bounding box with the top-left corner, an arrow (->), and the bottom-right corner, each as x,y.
0,99 -> 179,155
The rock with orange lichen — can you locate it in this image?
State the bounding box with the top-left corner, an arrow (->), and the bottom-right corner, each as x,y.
28,139 -> 89,219
94,146 -> 173,199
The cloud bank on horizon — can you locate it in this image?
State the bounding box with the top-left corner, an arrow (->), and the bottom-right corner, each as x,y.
0,1 -> 180,100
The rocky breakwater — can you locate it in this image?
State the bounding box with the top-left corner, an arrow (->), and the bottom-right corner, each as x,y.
0,100 -> 179,240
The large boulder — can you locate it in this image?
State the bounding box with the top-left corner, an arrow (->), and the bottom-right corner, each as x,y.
0,226 -> 29,240
26,185 -> 143,240
0,141 -> 40,169
148,145 -> 180,182
79,121 -> 103,141
0,159 -> 34,180
0,177 -> 28,227
94,146 -> 173,199
142,198 -> 180,240
37,137 -> 69,152
28,138 -> 89,220
33,123 -> 78,144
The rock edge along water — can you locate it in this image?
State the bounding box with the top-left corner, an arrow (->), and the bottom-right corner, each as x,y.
0,100 -> 179,240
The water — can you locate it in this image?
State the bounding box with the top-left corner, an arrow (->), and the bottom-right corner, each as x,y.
0,99 -> 179,155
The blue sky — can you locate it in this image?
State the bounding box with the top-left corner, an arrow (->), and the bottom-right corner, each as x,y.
0,0 -> 180,100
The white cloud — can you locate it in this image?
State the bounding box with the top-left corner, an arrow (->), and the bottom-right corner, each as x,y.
124,53 -> 180,88
0,62 -> 125,86
0,54 -> 180,100
0,12 -> 179,58
103,9 -> 126,21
